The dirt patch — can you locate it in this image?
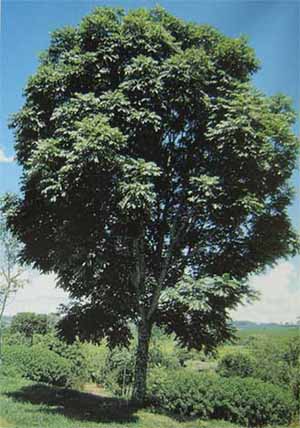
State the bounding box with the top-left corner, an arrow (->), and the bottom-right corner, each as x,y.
81,383 -> 112,397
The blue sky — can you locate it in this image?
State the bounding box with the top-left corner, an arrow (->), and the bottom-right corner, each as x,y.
1,0 -> 299,321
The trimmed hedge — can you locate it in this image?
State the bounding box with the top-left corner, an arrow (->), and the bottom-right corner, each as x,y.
148,368 -> 297,426
148,368 -> 216,418
212,376 -> 296,427
3,345 -> 72,386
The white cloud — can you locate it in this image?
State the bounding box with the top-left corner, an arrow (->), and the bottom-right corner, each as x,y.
4,271 -> 70,316
232,260 -> 300,324
0,147 -> 14,163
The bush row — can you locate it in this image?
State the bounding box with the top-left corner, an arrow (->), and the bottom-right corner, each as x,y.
217,348 -> 300,401
148,368 -> 297,427
3,345 -> 72,386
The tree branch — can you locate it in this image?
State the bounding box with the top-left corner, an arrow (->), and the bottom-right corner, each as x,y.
147,214 -> 186,321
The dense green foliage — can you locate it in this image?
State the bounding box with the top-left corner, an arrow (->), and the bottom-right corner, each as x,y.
33,333 -> 90,386
3,345 -> 72,386
217,352 -> 255,378
250,339 -> 299,385
148,368 -> 296,426
10,312 -> 52,344
3,331 -> 29,346
218,330 -> 300,399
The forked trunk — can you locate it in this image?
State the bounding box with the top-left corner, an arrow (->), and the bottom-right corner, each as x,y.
132,320 -> 152,404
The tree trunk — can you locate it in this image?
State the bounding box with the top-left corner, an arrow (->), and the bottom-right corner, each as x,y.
132,320 -> 152,404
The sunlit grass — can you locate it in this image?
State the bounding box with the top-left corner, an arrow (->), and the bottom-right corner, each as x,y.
0,374 -> 296,428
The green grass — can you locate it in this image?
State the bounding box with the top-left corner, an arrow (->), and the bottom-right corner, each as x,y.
0,374 -> 297,428
0,374 -> 238,428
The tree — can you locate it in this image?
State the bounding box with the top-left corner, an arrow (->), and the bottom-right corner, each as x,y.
4,7 -> 299,402
10,312 -> 52,345
0,211 -> 25,361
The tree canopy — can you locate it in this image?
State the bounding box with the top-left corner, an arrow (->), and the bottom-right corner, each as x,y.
4,6 -> 299,400
10,312 -> 52,343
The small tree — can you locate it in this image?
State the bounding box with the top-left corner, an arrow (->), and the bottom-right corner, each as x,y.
0,211 -> 25,361
4,7 -> 299,402
10,312 -> 51,345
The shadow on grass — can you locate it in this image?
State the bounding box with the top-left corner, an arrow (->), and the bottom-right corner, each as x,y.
6,383 -> 139,424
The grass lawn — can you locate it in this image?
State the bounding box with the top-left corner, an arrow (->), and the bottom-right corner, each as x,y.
0,374 -> 237,428
1,374 -> 298,428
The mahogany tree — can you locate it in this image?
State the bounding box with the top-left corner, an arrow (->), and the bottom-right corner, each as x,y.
4,7 -> 299,402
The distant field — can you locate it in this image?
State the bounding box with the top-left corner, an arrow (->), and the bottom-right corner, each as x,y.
236,326 -> 299,345
215,326 -> 299,359
237,326 -> 298,337
152,325 -> 299,361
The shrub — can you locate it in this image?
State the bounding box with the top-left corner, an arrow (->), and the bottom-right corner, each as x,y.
246,338 -> 300,401
250,343 -> 287,384
217,352 -> 255,378
288,366 -> 300,402
33,333 -> 90,386
212,376 -> 296,427
3,345 -> 72,386
148,345 -> 182,369
3,331 -> 29,346
0,362 -> 23,378
253,357 -> 288,387
148,368 -> 216,418
147,368 -> 297,426
283,338 -> 300,367
104,347 -> 136,396
80,341 -> 108,384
